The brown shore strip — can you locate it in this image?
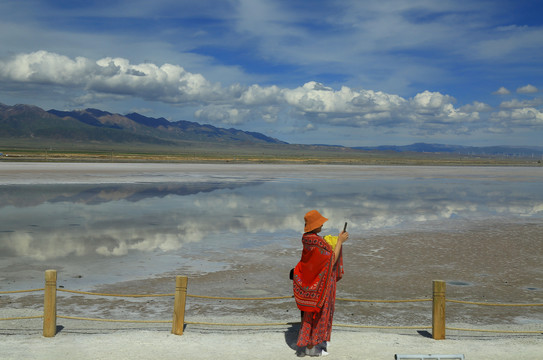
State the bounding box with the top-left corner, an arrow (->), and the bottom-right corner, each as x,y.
1,147 -> 541,166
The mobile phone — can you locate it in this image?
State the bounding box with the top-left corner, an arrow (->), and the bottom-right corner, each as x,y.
343,222 -> 348,232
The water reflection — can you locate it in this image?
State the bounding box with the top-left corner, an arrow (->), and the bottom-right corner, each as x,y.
0,168 -> 542,262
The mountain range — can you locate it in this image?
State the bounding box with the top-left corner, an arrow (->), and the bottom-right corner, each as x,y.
354,143 -> 543,157
0,103 -> 286,146
1,102 -> 542,157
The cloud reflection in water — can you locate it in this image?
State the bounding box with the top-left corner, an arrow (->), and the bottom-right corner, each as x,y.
1,173 -> 542,261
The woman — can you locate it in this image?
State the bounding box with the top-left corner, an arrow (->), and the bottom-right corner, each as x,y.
292,210 -> 349,357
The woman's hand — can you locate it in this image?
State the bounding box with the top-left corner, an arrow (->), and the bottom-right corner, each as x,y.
338,230 -> 349,244
333,231 -> 349,263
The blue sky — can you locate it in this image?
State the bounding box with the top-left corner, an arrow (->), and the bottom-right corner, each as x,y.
1,0 -> 542,147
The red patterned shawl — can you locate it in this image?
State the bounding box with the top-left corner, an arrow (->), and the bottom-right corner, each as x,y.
293,233 -> 344,312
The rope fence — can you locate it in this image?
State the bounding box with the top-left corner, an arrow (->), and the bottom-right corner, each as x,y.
187,294 -> 293,300
0,288 -> 47,321
446,299 -> 543,307
0,315 -> 45,321
0,288 -> 44,294
58,288 -> 174,297
57,315 -> 172,324
1,271 -> 541,339
337,297 -> 431,303
445,327 -> 543,334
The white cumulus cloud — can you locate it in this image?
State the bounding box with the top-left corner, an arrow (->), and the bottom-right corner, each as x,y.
407,91 -> 479,127
0,50 -> 229,104
194,105 -> 251,125
517,84 -> 539,94
459,101 -> 493,113
0,51 -> 94,86
0,50 -> 518,136
493,86 -> 511,95
239,84 -> 282,105
281,81 -> 407,127
500,98 -> 543,109
491,108 -> 543,127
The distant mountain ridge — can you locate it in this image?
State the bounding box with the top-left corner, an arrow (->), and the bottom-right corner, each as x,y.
1,102 -> 541,157
354,143 -> 543,157
0,103 -> 287,145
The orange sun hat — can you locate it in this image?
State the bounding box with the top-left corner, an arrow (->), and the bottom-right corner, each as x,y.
304,210 -> 328,233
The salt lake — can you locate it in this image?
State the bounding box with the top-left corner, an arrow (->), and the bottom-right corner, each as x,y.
1,163 -> 542,293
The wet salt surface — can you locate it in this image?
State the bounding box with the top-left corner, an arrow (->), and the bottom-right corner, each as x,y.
2,162 -> 543,184
1,163 -> 542,326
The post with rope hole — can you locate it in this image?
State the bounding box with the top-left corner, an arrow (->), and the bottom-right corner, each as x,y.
432,280 -> 446,340
172,275 -> 188,335
43,269 -> 57,337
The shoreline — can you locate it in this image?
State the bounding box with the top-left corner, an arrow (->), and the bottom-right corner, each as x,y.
1,162 -> 542,185
1,152 -> 541,166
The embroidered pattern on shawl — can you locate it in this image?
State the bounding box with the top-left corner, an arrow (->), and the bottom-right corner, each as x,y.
293,233 -> 343,312
296,265 -> 337,347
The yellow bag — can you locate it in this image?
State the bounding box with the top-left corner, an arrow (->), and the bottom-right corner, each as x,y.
323,235 -> 338,250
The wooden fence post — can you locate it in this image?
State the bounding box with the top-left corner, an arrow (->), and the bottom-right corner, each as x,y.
432,280 -> 446,340
172,275 -> 188,335
43,269 -> 57,337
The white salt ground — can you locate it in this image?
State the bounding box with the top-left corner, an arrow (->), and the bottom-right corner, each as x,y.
1,327 -> 542,360
1,310 -> 541,360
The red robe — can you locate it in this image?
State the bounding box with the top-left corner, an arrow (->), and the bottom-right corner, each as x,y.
293,232 -> 344,347
293,233 -> 344,312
